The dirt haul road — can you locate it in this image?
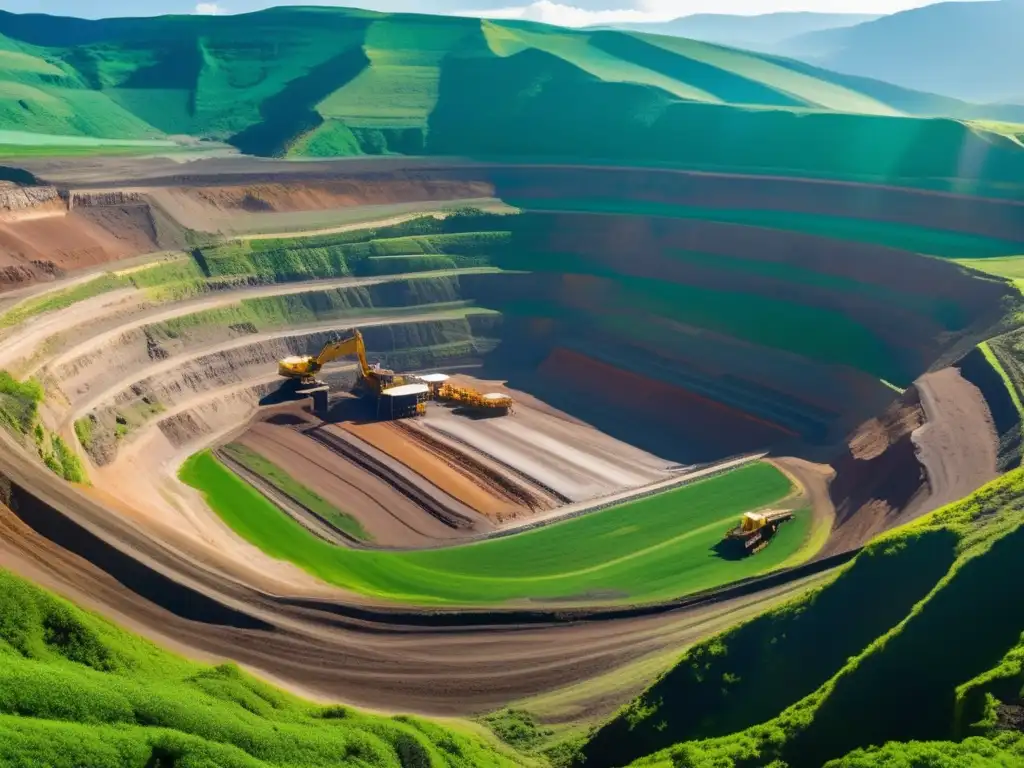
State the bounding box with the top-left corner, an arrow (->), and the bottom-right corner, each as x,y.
0,434 -> 842,717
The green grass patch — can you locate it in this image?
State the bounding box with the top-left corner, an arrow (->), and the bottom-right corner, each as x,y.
0,131 -> 177,159
73,417 -> 94,453
0,370 -> 88,482
0,371 -> 44,435
0,256 -> 211,329
222,443 -> 372,542
180,453 -> 810,605
197,229 -> 508,284
0,568 -> 520,767
48,434 -> 87,484
0,274 -> 129,329
481,709 -> 553,753
979,341 -> 1024,418
367,254 -> 458,274
954,254 -> 1024,281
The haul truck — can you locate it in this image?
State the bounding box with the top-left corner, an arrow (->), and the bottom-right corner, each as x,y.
723,510 -> 794,556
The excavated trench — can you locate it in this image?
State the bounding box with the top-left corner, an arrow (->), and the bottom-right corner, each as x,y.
2,159 -> 1023,716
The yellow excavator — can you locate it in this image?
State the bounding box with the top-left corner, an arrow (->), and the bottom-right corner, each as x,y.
277,330 -> 400,394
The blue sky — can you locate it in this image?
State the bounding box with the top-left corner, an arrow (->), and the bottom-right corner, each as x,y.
1,0 -> 990,24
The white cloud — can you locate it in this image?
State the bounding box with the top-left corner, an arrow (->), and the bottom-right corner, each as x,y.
456,0 -> 988,28
458,1 -> 672,26
194,2 -> 223,13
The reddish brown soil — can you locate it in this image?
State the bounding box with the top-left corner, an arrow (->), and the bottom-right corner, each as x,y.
824,367 -> 999,554
175,178 -> 494,213
539,346 -> 794,453
237,419 -> 469,547
534,212 -> 1009,369
0,207 -> 163,288
340,420 -> 526,522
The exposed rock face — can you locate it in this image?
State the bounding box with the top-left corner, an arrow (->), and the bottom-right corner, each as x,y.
69,191 -> 145,208
0,184 -> 62,213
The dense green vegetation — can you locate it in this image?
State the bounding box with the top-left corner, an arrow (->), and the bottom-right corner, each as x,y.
1,8 -> 1023,185
0,568 -> 520,768
179,453 -> 810,605
574,469 -> 1024,768
0,370 -> 42,433
0,129 -> 178,158
0,371 -> 85,483
196,228 -> 508,284
222,442 -> 371,542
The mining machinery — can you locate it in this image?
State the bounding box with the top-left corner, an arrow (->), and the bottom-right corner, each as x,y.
278,331 -> 512,416
277,330 -> 402,395
723,510 -> 794,556
436,382 -> 513,415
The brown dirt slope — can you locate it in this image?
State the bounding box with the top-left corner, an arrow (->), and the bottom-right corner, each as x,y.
0,205 -> 171,290
824,366 -> 999,555
238,417 -> 475,547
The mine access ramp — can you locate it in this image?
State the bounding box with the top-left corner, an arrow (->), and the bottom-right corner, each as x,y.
723,510 -> 794,556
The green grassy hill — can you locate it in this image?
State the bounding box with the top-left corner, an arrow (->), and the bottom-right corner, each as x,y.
572,470 -> 1024,768
0,568 -> 522,768
2,7 -> 1024,183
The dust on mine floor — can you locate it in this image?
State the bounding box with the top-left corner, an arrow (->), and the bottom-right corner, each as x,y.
229,376 -> 687,548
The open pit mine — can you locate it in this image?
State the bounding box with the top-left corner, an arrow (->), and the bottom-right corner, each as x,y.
4,5 -> 1024,765
2,150 -> 1024,768
2,154 -> 1020,695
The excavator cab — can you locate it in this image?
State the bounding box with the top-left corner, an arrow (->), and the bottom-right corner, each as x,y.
278,355 -> 319,383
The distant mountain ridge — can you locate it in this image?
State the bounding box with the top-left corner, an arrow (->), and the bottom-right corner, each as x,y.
778,0 -> 1024,104
595,11 -> 880,53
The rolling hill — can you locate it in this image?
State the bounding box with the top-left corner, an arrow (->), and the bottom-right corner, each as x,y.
780,0 -> 1024,104
596,11 -> 880,53
1,6 -> 1024,186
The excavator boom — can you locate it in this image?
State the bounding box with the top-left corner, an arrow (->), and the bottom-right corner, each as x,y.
314,331 -> 372,378
277,330 -> 395,393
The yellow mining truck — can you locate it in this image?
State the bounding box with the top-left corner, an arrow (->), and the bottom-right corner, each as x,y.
436,382 -> 513,415
723,510 -> 794,556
